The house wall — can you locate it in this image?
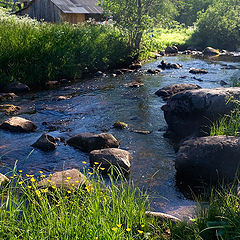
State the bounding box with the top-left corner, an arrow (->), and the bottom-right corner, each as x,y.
17,0 -> 62,22
61,13 -> 85,24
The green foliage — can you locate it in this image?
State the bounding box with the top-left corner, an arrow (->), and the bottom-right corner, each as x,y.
0,9 -> 131,87
175,0 -> 213,26
190,0 -> 240,50
140,26 -> 194,59
0,169 -> 156,239
210,97 -> 240,137
100,0 -> 178,51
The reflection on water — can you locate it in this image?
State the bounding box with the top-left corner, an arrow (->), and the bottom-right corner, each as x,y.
0,55 -> 239,215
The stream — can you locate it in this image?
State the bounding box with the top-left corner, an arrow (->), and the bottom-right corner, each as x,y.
0,54 -> 240,218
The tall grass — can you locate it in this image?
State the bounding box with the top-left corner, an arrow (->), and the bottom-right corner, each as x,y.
140,27 -> 194,59
0,169 -> 155,239
0,9 -> 131,87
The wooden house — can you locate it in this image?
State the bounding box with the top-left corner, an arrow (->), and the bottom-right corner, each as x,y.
16,0 -> 104,24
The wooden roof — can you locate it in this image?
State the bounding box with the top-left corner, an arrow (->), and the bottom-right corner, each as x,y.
51,0 -> 103,14
17,0 -> 103,14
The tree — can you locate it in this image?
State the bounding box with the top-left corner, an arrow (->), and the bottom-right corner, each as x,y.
192,0 -> 240,50
100,0 -> 177,51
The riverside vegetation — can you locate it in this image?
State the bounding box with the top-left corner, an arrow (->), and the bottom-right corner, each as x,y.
2,167 -> 240,239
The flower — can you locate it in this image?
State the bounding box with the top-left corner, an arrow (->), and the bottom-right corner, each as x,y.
65,179 -> 69,182
88,172 -> 93,175
28,186 -> 32,189
75,180 -> 79,183
141,224 -> 145,228
18,181 -> 23,185
35,190 -> 41,198
18,170 -> 22,173
126,228 -> 131,232
112,227 -> 116,231
49,174 -> 53,177
67,177 -> 71,180
72,184 -> 75,187
85,184 -> 94,192
51,185 -> 56,189
94,162 -> 99,165
40,175 -> 46,178
47,179 -> 51,183
138,230 -> 143,234
29,175 -> 34,177
39,171 -> 43,174
82,161 -> 87,164
100,167 -> 105,171
26,174 -> 30,177
117,224 -> 122,228
30,177 -> 36,182
67,190 -> 71,194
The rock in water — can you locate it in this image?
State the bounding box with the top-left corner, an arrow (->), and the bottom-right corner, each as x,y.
155,84 -> 201,101
67,132 -> 120,152
89,148 -> 131,173
189,68 -> 208,74
0,116 -> 37,132
32,134 -> 56,151
162,87 -> 240,138
165,46 -> 178,54
3,81 -> 30,94
113,121 -> 128,129
38,169 -> 87,188
176,136 -> 240,184
203,47 -> 219,56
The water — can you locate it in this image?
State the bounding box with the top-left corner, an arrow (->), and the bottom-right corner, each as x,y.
0,55 -> 239,217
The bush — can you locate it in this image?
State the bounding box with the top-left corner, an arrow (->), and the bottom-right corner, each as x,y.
189,0 -> 240,50
0,9 -> 131,87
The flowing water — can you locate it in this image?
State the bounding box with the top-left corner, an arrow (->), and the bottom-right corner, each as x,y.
0,55 -> 240,218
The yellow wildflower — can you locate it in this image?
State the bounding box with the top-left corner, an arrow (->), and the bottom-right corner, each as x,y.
75,180 -> 80,183
67,177 -> 71,180
94,162 -> 99,165
138,230 -> 143,234
85,184 -> 94,192
126,228 -> 131,232
30,177 -> 36,182
18,170 -> 22,173
141,224 -> 145,228
28,186 -> 32,189
40,175 -> 46,178
88,172 -> 93,175
49,174 -> 53,177
82,161 -> 87,164
39,171 -> 43,174
47,179 -> 51,183
35,190 -> 41,198
65,179 -> 69,182
29,175 -> 34,177
72,184 -> 75,187
51,185 -> 56,189
26,174 -> 30,177
67,190 -> 71,194
100,167 -> 105,171
112,227 -> 116,231
117,224 -> 122,228
18,181 -> 23,185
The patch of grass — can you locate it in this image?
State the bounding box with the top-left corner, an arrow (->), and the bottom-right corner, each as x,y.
140,27 -> 194,59
0,8 -> 131,88
0,168 -> 159,239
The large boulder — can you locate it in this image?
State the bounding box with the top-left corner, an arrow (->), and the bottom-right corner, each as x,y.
0,104 -> 21,115
0,116 -> 37,132
89,148 -> 131,173
165,46 -> 178,54
189,68 -> 208,74
38,169 -> 87,188
3,81 -> 30,94
176,136 -> 240,184
155,84 -> 201,101
67,133 -> 120,152
203,47 -> 219,56
0,93 -> 17,102
32,134 -> 56,151
162,88 -> 240,138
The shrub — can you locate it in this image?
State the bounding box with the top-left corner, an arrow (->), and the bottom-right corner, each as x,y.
0,9 -> 131,87
189,0 -> 240,50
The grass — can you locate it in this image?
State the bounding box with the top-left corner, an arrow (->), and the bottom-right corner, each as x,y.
140,27 -> 194,59
1,164 -> 240,239
210,98 -> 240,137
0,8 -> 131,88
0,167 -> 156,239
